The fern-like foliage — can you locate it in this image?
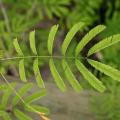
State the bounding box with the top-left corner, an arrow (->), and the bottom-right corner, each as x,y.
66,0 -> 102,29
0,80 -> 49,120
41,0 -> 70,19
1,22 -> 120,93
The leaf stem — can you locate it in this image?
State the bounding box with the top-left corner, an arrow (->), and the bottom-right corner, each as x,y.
0,55 -> 85,61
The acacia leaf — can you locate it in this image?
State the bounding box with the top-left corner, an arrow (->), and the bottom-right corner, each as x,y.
48,25 -> 59,55
33,59 -> 45,88
88,59 -> 120,81
24,89 -> 47,104
49,58 -> 66,92
88,34 -> 120,56
1,83 -> 16,109
29,30 -> 37,55
1,89 -> 13,109
14,109 -> 33,120
13,38 -> 23,56
75,25 -> 106,56
62,22 -> 84,55
19,59 -> 27,82
2,112 -> 12,120
75,60 -> 106,92
25,104 -> 49,115
12,83 -> 33,106
62,59 -> 82,92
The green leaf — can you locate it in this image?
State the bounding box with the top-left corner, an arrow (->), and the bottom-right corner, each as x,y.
2,112 -> 12,120
75,60 -> 106,92
33,59 -> 45,88
1,83 -> 16,109
19,59 -> 27,82
62,59 -> 82,92
1,88 -> 13,109
24,89 -> 47,104
88,34 -> 120,56
61,22 -> 84,55
48,24 -> 59,55
88,59 -> 120,81
49,58 -> 66,92
13,38 -> 23,56
75,25 -> 106,56
14,109 -> 33,120
29,30 -> 37,55
12,83 -> 33,106
25,104 -> 49,115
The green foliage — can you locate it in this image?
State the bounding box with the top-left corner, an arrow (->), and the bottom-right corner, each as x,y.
75,60 -> 105,92
49,58 -> 66,92
41,0 -> 70,19
33,59 -> 45,88
61,22 -> 84,55
1,22 -> 120,119
29,30 -> 37,55
88,59 -> 120,81
0,82 -> 49,120
66,0 -> 102,29
75,25 -> 106,56
19,59 -> 27,82
6,22 -> 119,92
62,59 -> 82,92
88,34 -> 120,56
13,38 -> 24,56
48,25 -> 59,55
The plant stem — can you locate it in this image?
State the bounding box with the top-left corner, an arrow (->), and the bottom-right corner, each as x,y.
0,55 -> 84,61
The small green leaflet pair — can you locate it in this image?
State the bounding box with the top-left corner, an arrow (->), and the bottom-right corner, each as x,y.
0,82 -> 49,120
13,22 -> 120,93
13,31 -> 44,88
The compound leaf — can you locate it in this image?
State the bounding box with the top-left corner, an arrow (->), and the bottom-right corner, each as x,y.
49,58 -> 66,92
14,109 -> 32,120
62,22 -> 84,55
33,59 -> 45,88
29,30 -> 37,55
24,89 -> 47,104
75,25 -> 106,56
88,34 -> 120,56
12,83 -> 33,106
25,104 -> 49,115
62,59 -> 82,92
48,25 -> 59,55
88,59 -> 120,81
19,59 -> 27,82
75,60 -> 106,92
13,38 -> 23,56
1,83 -> 16,109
